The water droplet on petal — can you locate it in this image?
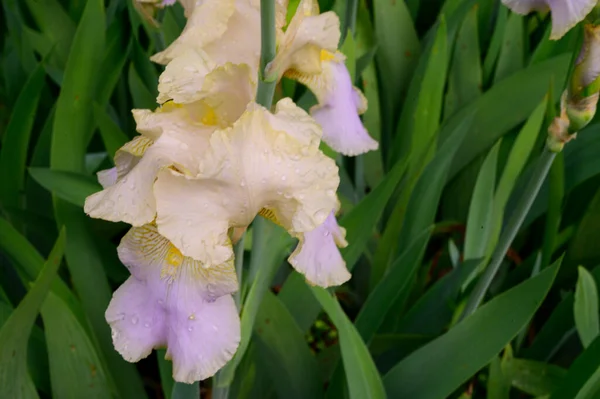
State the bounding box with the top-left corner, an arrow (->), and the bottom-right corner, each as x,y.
327,189 -> 335,196
324,231 -> 330,237
313,209 -> 328,222
240,180 -> 246,187
281,175 -> 286,181
144,322 -> 151,328
188,314 -> 195,320
212,325 -> 219,332
188,326 -> 194,332
131,316 -> 139,325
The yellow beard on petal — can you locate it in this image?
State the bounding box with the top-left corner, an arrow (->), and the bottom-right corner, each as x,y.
162,245 -> 184,278
320,49 -> 336,62
258,207 -> 282,226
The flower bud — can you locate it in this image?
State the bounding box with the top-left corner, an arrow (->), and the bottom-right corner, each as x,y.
566,92 -> 599,132
570,24 -> 600,99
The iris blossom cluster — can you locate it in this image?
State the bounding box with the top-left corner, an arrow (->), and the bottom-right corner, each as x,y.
84,0 -> 378,383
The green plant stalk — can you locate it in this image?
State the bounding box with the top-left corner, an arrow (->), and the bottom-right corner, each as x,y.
255,0 -> 277,108
172,382 -> 200,399
212,0 -> 277,396
461,147 -> 557,319
233,234 -> 245,310
541,152 -> 564,268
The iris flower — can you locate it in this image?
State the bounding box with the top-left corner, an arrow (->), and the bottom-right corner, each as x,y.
502,0 -> 597,39
106,224 -> 240,383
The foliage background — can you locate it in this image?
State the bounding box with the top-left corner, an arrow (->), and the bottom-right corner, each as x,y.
1,0 -> 600,398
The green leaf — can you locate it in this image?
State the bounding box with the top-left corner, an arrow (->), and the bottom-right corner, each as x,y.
488,355 -> 511,399
444,5 -> 482,119
0,229 -> 65,399
278,272 -> 321,332
447,54 -> 569,180
172,382 -> 199,399
575,266 -> 600,348
567,187 -> 600,267
464,141 -> 500,260
355,227 -> 433,342
128,62 -> 157,109
41,292 -> 113,398
383,259 -> 561,398
312,287 -> 386,399
23,0 -> 75,68
157,349 -> 174,399
551,335 -> 600,399
28,168 -> 101,208
503,356 -> 566,396
93,104 -> 129,161
0,64 -> 46,213
49,1 -> 146,396
372,111 -> 471,289
0,217 -> 79,313
494,99 -> 548,213
217,221 -> 293,386
482,6 -> 507,84
397,259 -> 481,335
493,13 -> 525,83
341,156 -> 409,271
408,19 -> 449,170
254,291 -> 322,399
373,0 -> 419,121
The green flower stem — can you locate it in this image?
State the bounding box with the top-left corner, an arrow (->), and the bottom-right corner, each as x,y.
172,381 -> 200,399
213,1 -> 278,397
461,147 -> 557,319
233,234 -> 245,310
255,0 -> 277,108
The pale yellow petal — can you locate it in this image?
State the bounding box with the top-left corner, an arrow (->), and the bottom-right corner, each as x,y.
153,100 -> 339,265
151,0 -> 236,65
269,0 -> 340,77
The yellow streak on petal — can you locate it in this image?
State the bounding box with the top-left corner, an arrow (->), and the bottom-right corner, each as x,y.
320,49 -> 335,62
201,106 -> 218,126
258,208 -> 281,226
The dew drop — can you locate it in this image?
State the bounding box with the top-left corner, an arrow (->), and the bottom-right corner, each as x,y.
240,180 -> 246,187
326,189 -> 335,196
131,316 -> 139,325
281,175 -> 287,181
188,314 -> 196,320
212,325 -> 219,332
188,326 -> 194,332
324,231 -> 330,237
144,322 -> 151,328
313,209 -> 328,222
